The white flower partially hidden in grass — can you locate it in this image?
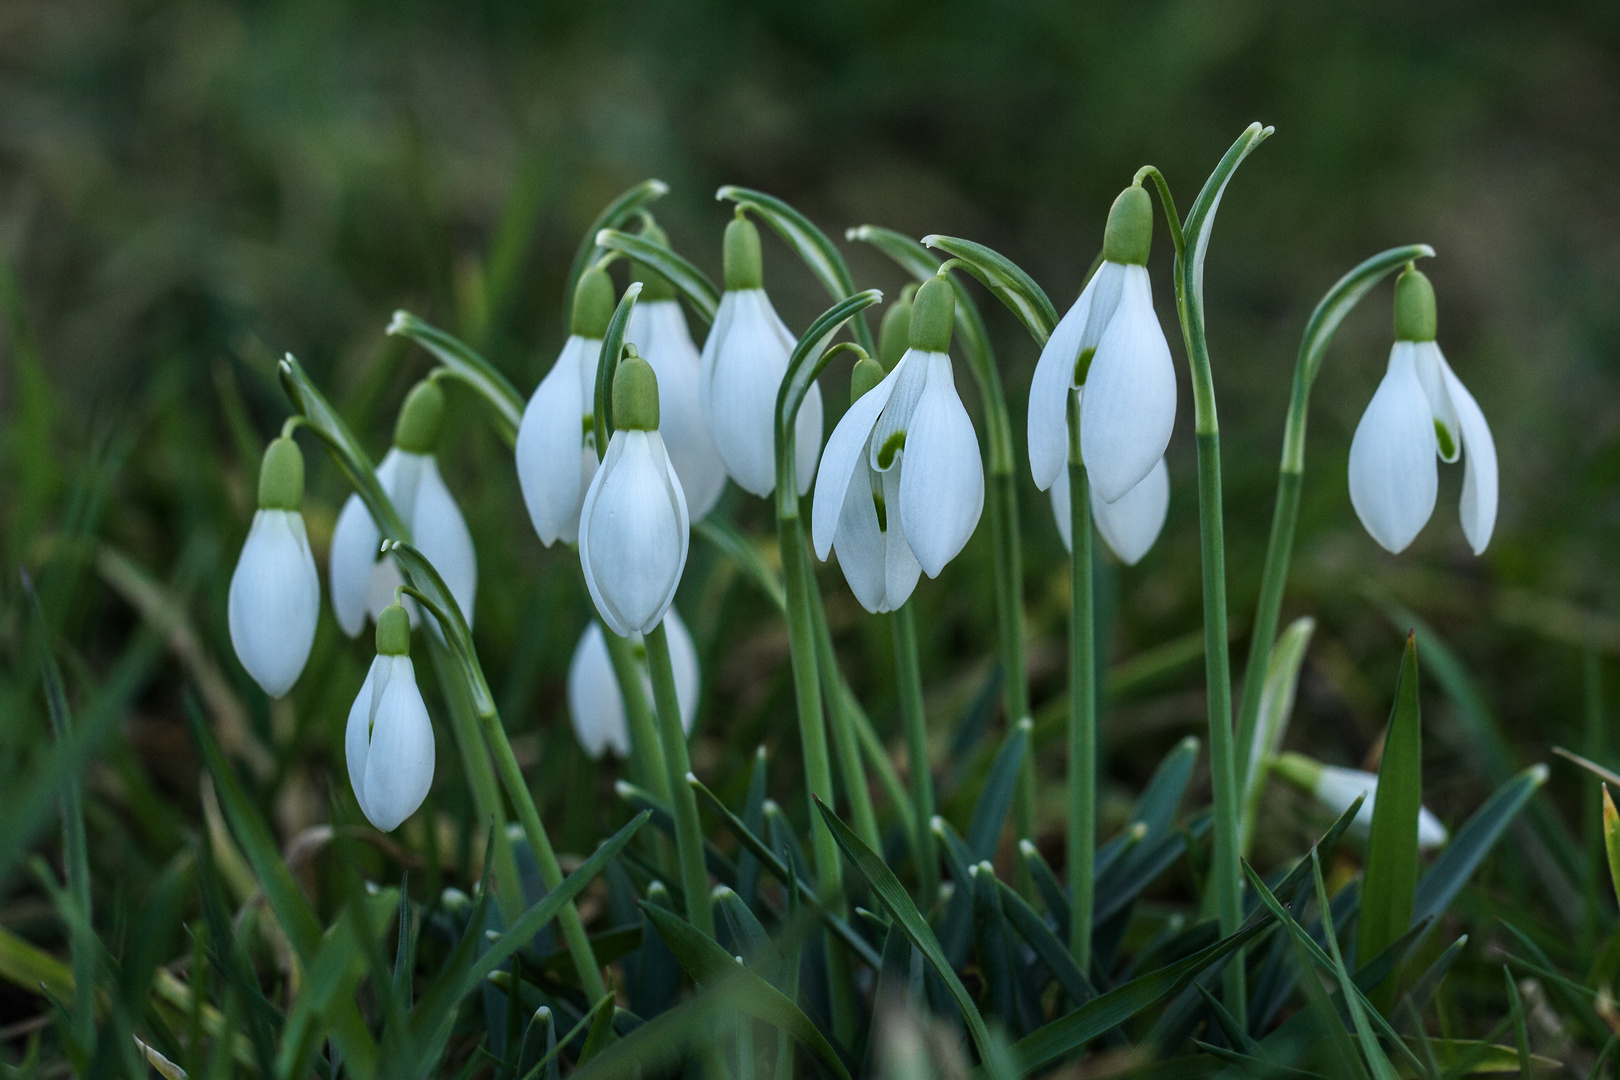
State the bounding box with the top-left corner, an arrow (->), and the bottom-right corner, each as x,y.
1049,457 -> 1169,566
1349,266 -> 1498,555
812,276 -> 983,612
228,436 -> 320,697
516,267 -> 612,545
1273,751 -> 1448,850
579,355 -> 690,637
329,381 -> 477,636
1029,185 -> 1177,505
567,609 -> 699,758
345,603 -> 435,832
698,212 -> 822,498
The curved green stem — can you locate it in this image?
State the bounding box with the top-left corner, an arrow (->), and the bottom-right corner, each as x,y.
892,603 -> 938,907
807,579 -> 881,853
645,620 -> 714,938
1065,392 -> 1096,969
599,623 -> 667,801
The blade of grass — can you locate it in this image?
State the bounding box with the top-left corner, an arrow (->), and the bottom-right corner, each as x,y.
1358,633 -> 1422,984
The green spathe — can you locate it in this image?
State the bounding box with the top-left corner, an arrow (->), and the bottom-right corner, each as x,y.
375,603 -> 411,656
878,284 -> 916,370
613,353 -> 661,431
257,436 -> 304,511
723,212 -> 763,291
631,219 -> 677,302
908,274 -> 955,354
851,356 -> 886,402
1394,266 -> 1437,342
393,381 -> 445,454
1101,185 -> 1152,266
572,266 -> 615,338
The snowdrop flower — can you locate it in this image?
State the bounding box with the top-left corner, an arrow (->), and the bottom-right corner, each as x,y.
1348,267 -> 1498,554
329,380 -> 477,637
1049,456 -> 1169,566
567,609 -> 699,758
228,436 -> 320,697
345,603 -> 435,832
627,226 -> 727,520
698,211 -> 823,497
579,355 -> 690,636
1273,752 -> 1447,850
1028,184 -> 1177,505
516,267 -> 612,545
812,275 -> 983,611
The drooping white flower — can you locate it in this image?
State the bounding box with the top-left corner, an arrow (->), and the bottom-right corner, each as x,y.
1273,752 -> 1447,851
567,609 -> 699,759
627,286 -> 727,520
1050,455 -> 1169,566
1348,267 -> 1497,555
516,267 -> 612,545
1028,185 -> 1177,505
228,436 -> 320,697
579,355 -> 690,637
813,278 -> 983,610
345,603 -> 435,832
329,381 -> 477,637
698,213 -> 822,498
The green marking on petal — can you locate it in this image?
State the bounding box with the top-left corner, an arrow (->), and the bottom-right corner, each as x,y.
1435,419 -> 1457,460
877,430 -> 907,470
1073,346 -> 1097,386
873,490 -> 888,534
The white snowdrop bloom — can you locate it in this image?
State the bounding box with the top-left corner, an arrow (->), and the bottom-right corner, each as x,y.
1348,267 -> 1498,555
329,381 -> 477,638
813,276 -> 983,610
627,238 -> 727,520
567,609 -> 699,759
228,436 -> 320,697
578,355 -> 690,637
698,212 -> 823,498
1273,752 -> 1447,851
515,266 -> 612,545
345,604 -> 435,832
1028,185 -> 1177,505
1050,455 -> 1169,566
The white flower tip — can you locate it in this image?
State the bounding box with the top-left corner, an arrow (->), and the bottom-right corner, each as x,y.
614,779 -> 637,798
920,234 -> 943,248
1529,763 -> 1550,785
684,771 -> 699,785
385,310 -> 410,336
1018,839 -> 1038,856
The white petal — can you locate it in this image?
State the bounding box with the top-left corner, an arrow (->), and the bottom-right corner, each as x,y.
228,510 -> 320,697
516,336 -> 597,546
1049,467 -> 1074,552
700,289 -> 793,496
1411,342 -> 1460,463
1028,264 -> 1126,491
358,655 -> 435,832
408,457 -> 478,631
567,623 -> 629,758
662,608 -> 701,734
869,351 -> 927,473
632,301 -> 728,520
345,656 -> 384,800
812,364 -> 900,560
1439,355 -> 1498,555
1091,457 -> 1169,566
880,464 -> 922,609
830,455 -> 891,613
1080,265 -> 1177,504
1314,764 -> 1448,851
1349,343 -> 1439,553
794,380 -> 824,496
579,431 -> 689,636
329,491 -> 381,638
896,352 -> 985,578
1417,806 -> 1450,851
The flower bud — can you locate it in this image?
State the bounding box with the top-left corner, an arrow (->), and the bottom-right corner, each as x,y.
229,438 -> 320,697
722,212 -> 763,291
850,356 -> 887,402
907,275 -> 955,354
1101,184 -> 1153,266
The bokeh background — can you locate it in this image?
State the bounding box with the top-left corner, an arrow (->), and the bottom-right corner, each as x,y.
2,0 -> 1618,1021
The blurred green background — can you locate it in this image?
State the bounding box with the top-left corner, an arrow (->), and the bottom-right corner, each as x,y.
2,0 -> 1618,1007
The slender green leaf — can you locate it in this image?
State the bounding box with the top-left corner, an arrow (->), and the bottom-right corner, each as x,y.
1414,765 -> 1547,926
1297,246 -> 1435,387
594,228 -> 719,325
1359,634 -> 1422,973
717,185 -> 874,351
1604,785 -> 1620,906
386,311 -> 524,440
1503,967 -> 1533,1080
564,179 -> 668,324
640,903 -> 851,1080
813,797 -> 1007,1078
995,878 -> 1097,1008
920,233 -> 1058,345
1244,617 -> 1316,850
592,281 -> 641,460
1182,121 -> 1273,309
1312,854 -> 1401,1080
967,719 -> 1030,861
